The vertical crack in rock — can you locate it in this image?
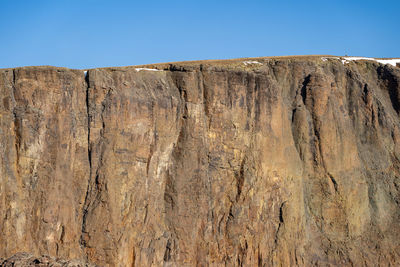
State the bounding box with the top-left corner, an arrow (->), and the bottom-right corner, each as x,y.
85,71 -> 92,194
328,173 -> 338,193
300,74 -> 311,105
163,239 -> 172,262
270,200 -> 287,260
235,158 -> 245,202
80,70 -> 91,249
11,70 -> 21,171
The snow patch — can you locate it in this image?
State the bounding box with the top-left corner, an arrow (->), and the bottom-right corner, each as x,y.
339,57 -> 400,66
243,61 -> 262,66
135,68 -> 161,72
343,57 -> 371,61
321,56 -> 400,67
342,57 -> 373,64
375,59 -> 400,66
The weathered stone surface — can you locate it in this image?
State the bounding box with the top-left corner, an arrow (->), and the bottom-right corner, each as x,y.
1,57 -> 400,266
0,252 -> 95,266
0,67 -> 89,260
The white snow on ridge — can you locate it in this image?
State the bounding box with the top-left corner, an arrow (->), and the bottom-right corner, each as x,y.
135,68 -> 162,72
375,59 -> 400,66
342,57 -> 375,64
322,56 -> 400,66
343,57 -> 370,61
243,61 -> 262,66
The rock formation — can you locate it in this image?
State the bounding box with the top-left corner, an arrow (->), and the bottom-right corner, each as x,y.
1,56 -> 400,266
0,252 -> 94,267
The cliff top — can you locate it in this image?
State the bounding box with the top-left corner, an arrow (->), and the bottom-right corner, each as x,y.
1,55 -> 399,72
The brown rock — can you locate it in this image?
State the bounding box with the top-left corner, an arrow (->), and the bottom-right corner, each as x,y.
1,57 -> 400,266
0,252 -> 95,266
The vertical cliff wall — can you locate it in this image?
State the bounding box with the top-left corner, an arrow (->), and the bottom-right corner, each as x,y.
1,57 -> 400,266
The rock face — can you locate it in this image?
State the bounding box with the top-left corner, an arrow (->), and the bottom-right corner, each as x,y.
1,57 -> 400,266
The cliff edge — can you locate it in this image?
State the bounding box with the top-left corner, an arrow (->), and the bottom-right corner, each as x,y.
1,56 -> 400,266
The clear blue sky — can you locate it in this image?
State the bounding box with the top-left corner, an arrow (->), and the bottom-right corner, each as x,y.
1,0 -> 399,69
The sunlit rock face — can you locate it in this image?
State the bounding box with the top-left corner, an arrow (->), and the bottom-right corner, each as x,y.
1,57 -> 400,266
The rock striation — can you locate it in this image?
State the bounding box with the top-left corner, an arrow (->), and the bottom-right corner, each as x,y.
1,56 -> 400,266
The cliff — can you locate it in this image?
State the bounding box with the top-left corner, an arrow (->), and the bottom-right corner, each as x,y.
1,56 -> 400,266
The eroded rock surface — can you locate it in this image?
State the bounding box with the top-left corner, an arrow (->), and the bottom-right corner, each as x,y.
0,252 -> 95,266
1,57 -> 400,266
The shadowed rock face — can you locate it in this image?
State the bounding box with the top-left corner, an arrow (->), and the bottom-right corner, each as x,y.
1,58 -> 400,266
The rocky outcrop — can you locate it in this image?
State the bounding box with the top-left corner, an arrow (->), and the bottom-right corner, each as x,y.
1,57 -> 400,266
0,252 -> 95,266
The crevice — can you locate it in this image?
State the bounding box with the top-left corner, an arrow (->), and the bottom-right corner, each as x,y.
12,108 -> 21,168
328,173 -> 338,193
12,69 -> 16,87
80,70 -> 91,249
235,158 -> 245,201
228,205 -> 234,220
60,225 -> 65,244
85,70 -> 92,179
301,74 -> 311,105
278,202 -> 285,223
291,108 -> 297,123
363,84 -> 369,102
163,239 -> 172,262
274,201 -> 286,246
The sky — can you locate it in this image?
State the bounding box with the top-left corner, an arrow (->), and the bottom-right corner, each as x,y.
0,0 -> 399,69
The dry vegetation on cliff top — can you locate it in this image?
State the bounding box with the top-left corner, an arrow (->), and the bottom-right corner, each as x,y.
94,55 -> 400,72
2,55 -> 398,72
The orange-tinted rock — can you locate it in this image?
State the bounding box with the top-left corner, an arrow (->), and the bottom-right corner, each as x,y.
1,58 -> 400,266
